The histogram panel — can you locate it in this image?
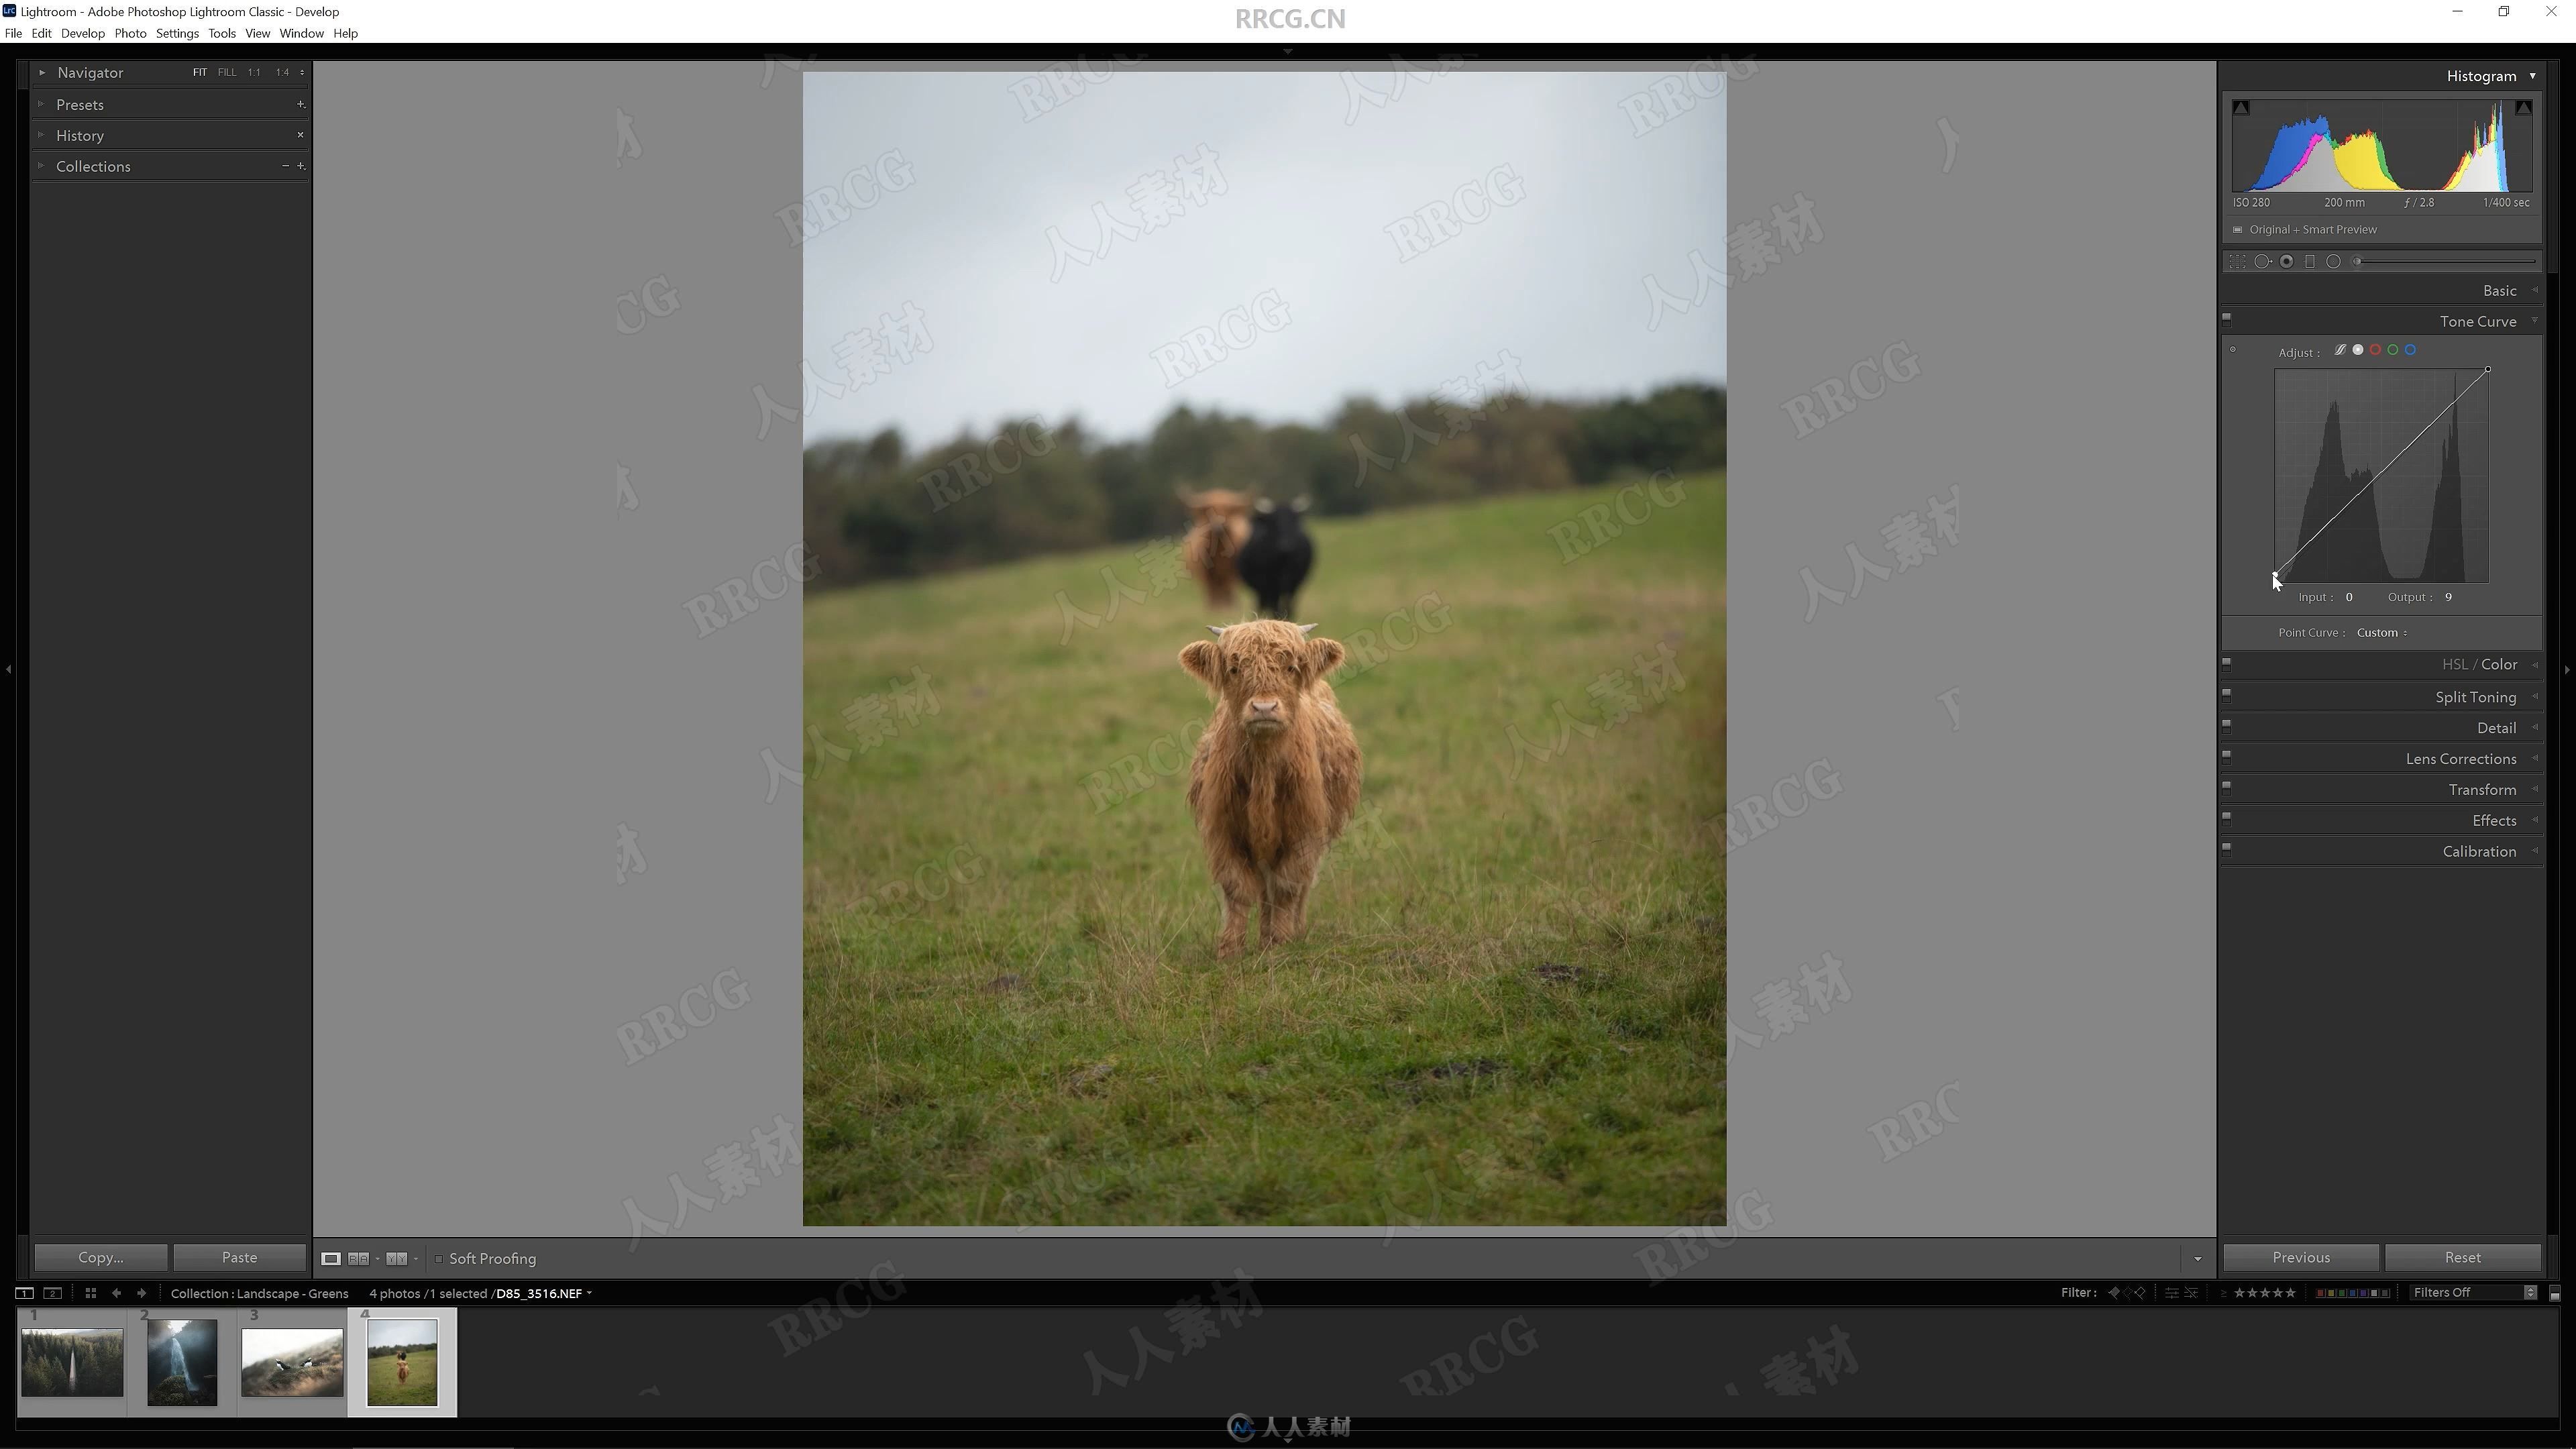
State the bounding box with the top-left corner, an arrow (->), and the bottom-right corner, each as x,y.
2232,98 -> 2530,193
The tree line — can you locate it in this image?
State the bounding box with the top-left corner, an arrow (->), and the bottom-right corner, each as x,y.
801,382 -> 1725,592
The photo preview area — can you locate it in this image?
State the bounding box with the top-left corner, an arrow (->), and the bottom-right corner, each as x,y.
13,9 -> 2561,1444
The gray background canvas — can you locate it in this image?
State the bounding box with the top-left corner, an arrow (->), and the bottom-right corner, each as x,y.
315,60 -> 2218,1243
311,62 -> 805,1236
1725,61 -> 2217,1235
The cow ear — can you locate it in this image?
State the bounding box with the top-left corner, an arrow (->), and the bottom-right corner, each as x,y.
1255,498 -> 1275,515
1291,495 -> 1311,513
1306,635 -> 1347,676
1179,639 -> 1220,686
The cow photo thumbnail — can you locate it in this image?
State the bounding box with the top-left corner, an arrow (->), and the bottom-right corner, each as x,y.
242,1328 -> 345,1399
800,66 -> 1728,1226
366,1320 -> 437,1407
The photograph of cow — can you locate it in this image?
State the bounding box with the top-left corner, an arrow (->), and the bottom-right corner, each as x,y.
801,64 -> 1727,1226
1180,619 -> 1363,956
1237,496 -> 1316,619
1177,488 -> 1253,607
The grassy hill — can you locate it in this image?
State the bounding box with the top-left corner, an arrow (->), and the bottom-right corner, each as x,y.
802,476 -> 1726,1225
367,1348 -> 437,1407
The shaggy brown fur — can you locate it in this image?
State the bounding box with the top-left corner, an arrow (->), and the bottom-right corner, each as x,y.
1179,620 -> 1364,957
1177,488 -> 1252,608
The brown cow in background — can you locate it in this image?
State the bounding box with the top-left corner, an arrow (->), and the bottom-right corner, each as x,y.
1177,488 -> 1253,608
1179,620 -> 1364,957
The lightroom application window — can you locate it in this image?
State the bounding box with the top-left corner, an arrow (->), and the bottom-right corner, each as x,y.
12,4 -> 2563,1444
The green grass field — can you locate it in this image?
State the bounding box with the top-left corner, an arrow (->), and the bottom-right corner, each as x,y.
802,476 -> 1726,1225
367,1349 -> 437,1407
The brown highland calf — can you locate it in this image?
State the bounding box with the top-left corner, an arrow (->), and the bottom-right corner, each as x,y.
1177,488 -> 1253,608
1178,619 -> 1364,957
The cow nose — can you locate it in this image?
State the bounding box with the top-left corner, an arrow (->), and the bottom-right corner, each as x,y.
1249,698 -> 1281,716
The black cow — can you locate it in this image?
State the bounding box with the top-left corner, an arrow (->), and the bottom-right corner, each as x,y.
1237,496 -> 1315,619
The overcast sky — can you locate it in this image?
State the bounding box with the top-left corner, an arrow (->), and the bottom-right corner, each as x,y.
369,1320 -> 436,1350
802,66 -> 1725,447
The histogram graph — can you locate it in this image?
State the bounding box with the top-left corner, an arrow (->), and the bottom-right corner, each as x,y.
2233,99 -> 2530,193
2274,370 -> 2489,586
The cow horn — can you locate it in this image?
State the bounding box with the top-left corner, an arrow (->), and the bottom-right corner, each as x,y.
1291,494 -> 1311,513
1208,625 -> 1228,637
1297,623 -> 1320,635
1255,498 -> 1275,514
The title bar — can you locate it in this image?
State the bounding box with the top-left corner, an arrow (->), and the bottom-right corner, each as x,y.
1,0 -> 2564,46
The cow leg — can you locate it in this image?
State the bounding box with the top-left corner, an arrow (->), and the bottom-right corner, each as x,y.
1261,881 -> 1303,946
1208,843 -> 1260,959
1264,841 -> 1329,945
1258,875 -> 1293,948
